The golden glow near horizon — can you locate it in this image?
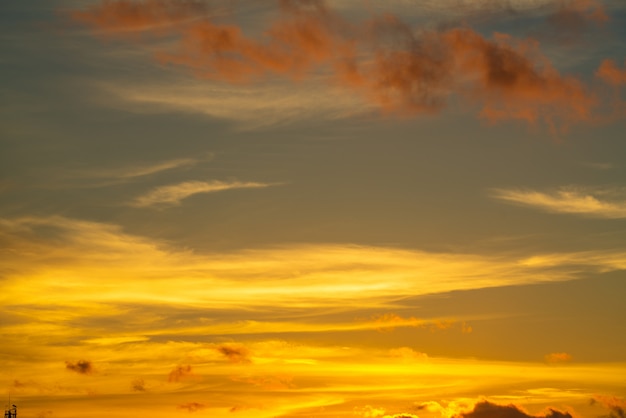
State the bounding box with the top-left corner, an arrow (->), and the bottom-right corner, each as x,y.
2,1 -> 626,418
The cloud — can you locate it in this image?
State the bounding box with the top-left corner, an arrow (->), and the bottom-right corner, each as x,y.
544,352 -> 573,364
355,405 -> 386,418
388,347 -> 428,362
87,157 -> 202,180
455,401 -> 573,418
177,402 -> 207,412
168,364 -> 193,382
5,216 -> 626,314
100,77 -> 370,128
491,186 -> 626,218
215,343 -> 251,364
65,360 -> 94,375
371,313 -> 456,333
131,180 -> 277,207
70,0 -> 209,33
596,60 -> 626,86
591,395 -> 626,418
231,374 -> 295,390
69,0 -> 605,133
131,378 -> 146,391
544,0 -> 608,43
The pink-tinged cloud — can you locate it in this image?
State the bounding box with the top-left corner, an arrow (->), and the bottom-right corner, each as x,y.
455,401 -> 573,418
65,360 -> 94,375
71,0 -> 207,33
168,364 -> 194,382
544,352 -> 573,364
597,60 -> 626,86
70,0 -> 608,132
177,402 -> 207,412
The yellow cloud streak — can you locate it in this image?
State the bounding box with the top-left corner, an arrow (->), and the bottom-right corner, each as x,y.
3,216 -> 626,314
491,186 -> 626,218
130,180 -> 278,207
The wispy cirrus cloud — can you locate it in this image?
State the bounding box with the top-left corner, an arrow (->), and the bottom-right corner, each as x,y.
491,186 -> 626,218
131,179 -> 278,207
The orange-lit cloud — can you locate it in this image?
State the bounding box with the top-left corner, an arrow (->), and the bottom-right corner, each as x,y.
371,313 -> 460,333
597,59 -> 626,86
168,364 -> 194,382
70,0 -> 605,132
65,360 -> 94,375
71,0 -> 208,33
544,352 -> 573,364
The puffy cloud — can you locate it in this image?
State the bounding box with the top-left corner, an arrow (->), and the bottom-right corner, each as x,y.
591,395 -> 626,418
491,186 -> 626,218
544,352 -> 573,364
455,401 -> 573,418
596,60 -> 626,86
355,405 -> 386,418
168,364 -> 193,382
131,180 -> 277,207
131,378 -> 146,391
65,360 -> 94,375
70,0 -> 605,133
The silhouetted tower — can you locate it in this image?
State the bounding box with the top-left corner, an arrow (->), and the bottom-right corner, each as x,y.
4,404 -> 16,418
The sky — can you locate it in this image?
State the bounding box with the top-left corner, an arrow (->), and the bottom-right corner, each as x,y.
1,1 -> 626,418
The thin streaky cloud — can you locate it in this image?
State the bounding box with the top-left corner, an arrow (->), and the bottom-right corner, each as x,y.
491,186 -> 626,218
131,180 -> 278,207
87,157 -> 203,179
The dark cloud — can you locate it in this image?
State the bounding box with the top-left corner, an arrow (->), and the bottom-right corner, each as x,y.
131,378 -> 146,391
591,396 -> 626,418
455,401 -> 573,418
215,343 -> 251,363
65,360 -> 94,375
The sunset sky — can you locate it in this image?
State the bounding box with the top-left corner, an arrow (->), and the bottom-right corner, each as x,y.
1,1 -> 626,418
